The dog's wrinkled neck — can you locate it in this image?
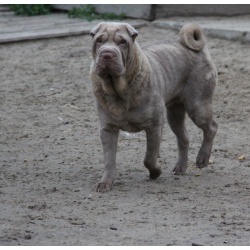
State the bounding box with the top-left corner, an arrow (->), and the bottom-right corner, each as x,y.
102,75 -> 128,97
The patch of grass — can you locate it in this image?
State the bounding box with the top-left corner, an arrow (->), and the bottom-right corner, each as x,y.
68,4 -> 96,21
68,5 -> 126,21
9,4 -> 52,16
101,12 -> 126,21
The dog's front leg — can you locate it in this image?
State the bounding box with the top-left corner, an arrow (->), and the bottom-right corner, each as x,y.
96,126 -> 119,193
144,126 -> 162,179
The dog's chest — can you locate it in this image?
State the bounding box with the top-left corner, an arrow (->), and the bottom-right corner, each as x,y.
119,120 -> 142,133
115,117 -> 147,133
109,106 -> 155,133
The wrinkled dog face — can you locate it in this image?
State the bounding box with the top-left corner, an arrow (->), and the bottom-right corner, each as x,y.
90,22 -> 138,78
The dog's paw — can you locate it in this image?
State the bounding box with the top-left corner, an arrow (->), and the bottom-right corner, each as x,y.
196,161 -> 208,169
196,151 -> 210,169
173,165 -> 187,175
149,167 -> 162,179
96,181 -> 113,193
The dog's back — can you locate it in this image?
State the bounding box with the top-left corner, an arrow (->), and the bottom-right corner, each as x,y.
141,24 -> 216,105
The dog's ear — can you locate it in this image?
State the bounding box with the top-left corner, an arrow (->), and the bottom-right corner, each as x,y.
90,23 -> 103,38
125,24 -> 138,41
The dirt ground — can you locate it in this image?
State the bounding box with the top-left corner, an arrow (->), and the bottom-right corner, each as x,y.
0,25 -> 249,246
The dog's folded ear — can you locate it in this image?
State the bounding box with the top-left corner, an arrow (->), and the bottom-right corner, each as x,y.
125,24 -> 138,41
90,22 -> 104,38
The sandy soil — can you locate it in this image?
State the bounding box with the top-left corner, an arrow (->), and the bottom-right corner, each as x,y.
0,25 -> 249,246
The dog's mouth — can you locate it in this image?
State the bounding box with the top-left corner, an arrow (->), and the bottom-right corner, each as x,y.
95,63 -> 125,78
95,46 -> 126,78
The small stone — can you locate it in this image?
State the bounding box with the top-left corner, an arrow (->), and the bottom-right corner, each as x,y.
208,156 -> 214,164
24,234 -> 32,240
28,205 -> 36,209
237,155 -> 245,161
192,243 -> 203,246
195,173 -> 201,177
166,242 -> 174,246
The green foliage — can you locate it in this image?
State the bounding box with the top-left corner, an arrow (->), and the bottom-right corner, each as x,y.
68,5 -> 126,21
68,4 -> 96,21
101,12 -> 126,21
9,4 -> 52,16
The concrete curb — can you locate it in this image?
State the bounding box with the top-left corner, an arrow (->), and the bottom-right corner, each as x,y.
0,18 -> 148,44
152,20 -> 250,44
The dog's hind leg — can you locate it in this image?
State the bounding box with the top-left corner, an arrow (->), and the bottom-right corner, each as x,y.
184,85 -> 218,169
188,105 -> 218,169
167,102 -> 189,175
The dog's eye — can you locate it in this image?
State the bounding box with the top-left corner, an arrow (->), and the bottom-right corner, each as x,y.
120,39 -> 127,45
96,38 -> 103,44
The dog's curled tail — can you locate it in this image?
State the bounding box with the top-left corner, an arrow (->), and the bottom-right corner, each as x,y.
180,23 -> 206,52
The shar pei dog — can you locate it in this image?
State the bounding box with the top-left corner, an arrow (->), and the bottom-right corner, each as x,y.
89,22 -> 218,192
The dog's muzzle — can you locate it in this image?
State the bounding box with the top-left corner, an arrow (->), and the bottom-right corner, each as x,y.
95,46 -> 125,77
